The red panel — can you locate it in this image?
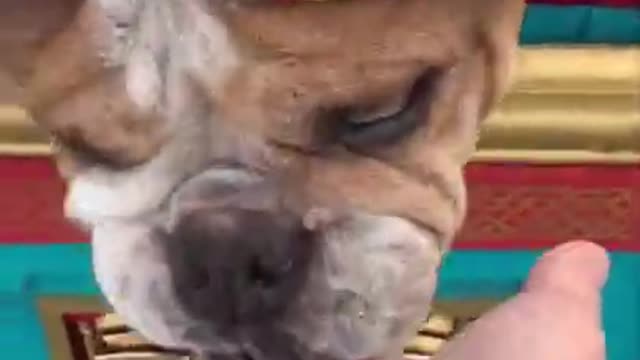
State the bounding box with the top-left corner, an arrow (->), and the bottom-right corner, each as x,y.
0,157 -> 87,244
457,163 -> 640,251
464,163 -> 638,187
1,157 -> 639,251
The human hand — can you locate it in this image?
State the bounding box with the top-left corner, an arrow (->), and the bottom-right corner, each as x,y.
433,241 -> 610,360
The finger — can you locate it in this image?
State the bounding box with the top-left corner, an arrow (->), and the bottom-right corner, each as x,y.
431,241 -> 609,360
524,240 -> 610,307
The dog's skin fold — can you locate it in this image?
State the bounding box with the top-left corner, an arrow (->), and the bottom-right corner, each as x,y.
0,1 -> 525,359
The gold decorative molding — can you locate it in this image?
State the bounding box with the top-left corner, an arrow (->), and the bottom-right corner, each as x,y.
37,297 -> 107,360
476,95 -> 640,164
1,46 -> 639,163
0,104 -> 50,155
475,46 -> 640,164
511,46 -> 640,95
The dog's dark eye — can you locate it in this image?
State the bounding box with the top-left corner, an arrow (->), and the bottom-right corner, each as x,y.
320,70 -> 440,150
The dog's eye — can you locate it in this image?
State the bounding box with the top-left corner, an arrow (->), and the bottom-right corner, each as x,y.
322,70 -> 440,150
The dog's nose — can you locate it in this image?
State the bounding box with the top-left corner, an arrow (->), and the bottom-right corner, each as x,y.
168,208 -> 314,325
163,168 -> 316,335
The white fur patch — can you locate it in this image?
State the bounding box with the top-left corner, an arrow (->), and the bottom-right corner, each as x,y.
126,47 -> 162,110
64,137 -> 206,225
91,221 -> 240,353
66,0 -> 241,226
89,210 -> 440,357
287,214 -> 440,360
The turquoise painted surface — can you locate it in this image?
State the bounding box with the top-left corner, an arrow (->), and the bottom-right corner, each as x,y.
0,244 -> 100,360
0,244 -> 638,359
521,5 -> 640,44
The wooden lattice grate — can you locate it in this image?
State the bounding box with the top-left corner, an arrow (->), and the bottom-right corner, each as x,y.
64,308 -> 484,360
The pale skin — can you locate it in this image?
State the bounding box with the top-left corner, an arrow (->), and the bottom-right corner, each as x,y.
433,240 -> 609,360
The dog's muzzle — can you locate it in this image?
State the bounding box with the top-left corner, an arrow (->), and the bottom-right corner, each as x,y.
89,165 -> 441,360
163,166 -> 318,336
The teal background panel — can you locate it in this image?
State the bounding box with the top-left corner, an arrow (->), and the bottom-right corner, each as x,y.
436,250 -> 640,360
1,243 -> 638,359
0,244 -> 101,360
520,4 -> 640,44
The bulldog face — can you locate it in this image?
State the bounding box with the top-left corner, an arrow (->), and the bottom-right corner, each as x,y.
7,0 -> 524,359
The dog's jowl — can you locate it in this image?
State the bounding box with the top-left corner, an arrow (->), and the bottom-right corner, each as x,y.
0,0 -> 525,359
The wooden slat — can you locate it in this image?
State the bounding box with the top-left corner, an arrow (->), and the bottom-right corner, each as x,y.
102,333 -> 154,348
97,313 -> 131,334
81,309 -> 473,359
419,313 -> 455,337
405,336 -> 447,355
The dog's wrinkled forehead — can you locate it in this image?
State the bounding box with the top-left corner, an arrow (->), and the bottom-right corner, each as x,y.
26,0 -> 524,235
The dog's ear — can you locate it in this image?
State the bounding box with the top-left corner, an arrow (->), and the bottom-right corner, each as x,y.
1,0 -> 168,173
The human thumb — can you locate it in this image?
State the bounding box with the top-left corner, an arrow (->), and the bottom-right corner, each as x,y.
431,241 -> 610,360
524,240 -> 610,308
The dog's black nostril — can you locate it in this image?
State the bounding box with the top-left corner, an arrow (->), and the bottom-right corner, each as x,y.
191,266 -> 211,291
231,210 -> 315,323
241,351 -> 256,360
247,256 -> 280,289
163,206 -> 316,330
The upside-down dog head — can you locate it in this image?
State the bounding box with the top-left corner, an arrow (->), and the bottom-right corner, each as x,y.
3,0 -> 525,359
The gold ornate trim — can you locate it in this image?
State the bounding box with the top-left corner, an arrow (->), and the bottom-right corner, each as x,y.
511,46 -> 640,95
0,143 -> 51,155
37,297 -> 107,360
0,105 -> 50,155
473,46 -> 640,164
1,46 -> 639,163
472,150 -> 640,164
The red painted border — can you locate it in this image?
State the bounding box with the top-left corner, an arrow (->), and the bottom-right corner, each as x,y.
464,163 -> 639,187
0,157 -> 60,179
460,163 -> 640,252
0,157 -> 87,244
1,157 -> 639,251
